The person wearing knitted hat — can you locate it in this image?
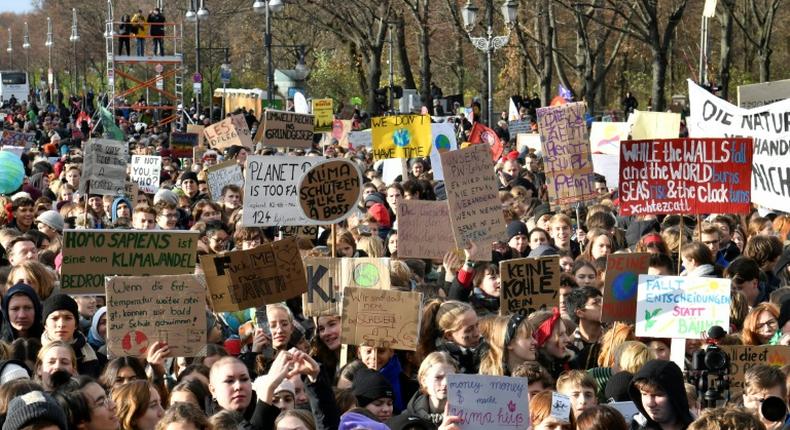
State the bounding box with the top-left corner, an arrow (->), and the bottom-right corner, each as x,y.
506,220 -> 529,258
352,369 -> 396,422
179,171 -> 205,205
2,390 -> 67,430
35,210 -> 64,241
41,294 -> 100,377
272,379 -> 296,411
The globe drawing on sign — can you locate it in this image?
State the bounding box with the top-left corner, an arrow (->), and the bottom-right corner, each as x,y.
434,134 -> 451,152
612,272 -> 638,301
393,128 -> 411,148
121,330 -> 150,356
354,263 -> 380,287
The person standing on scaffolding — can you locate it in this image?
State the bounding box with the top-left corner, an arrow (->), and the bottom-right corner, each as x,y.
118,14 -> 132,55
148,8 -> 166,56
131,9 -> 147,56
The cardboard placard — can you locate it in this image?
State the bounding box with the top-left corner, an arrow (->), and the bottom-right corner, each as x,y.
279,225 -> 319,242
508,119 -> 531,135
500,256 -> 560,316
206,160 -> 244,201
229,113 -> 254,149
130,155 -> 161,194
737,79 -> 790,108
536,102 -> 598,208
516,133 -> 542,154
200,237 -> 307,312
440,145 -> 504,261
170,132 -> 199,159
61,230 -> 199,295
186,124 -> 205,148
256,109 -> 315,149
106,274 -> 206,357
635,275 -> 731,339
447,374 -> 530,430
340,287 -> 422,351
430,123 -> 458,181
630,110 -> 681,140
720,345 -> 790,399
601,253 -> 650,325
347,130 -> 372,148
313,98 -> 334,132
303,257 -> 392,317
82,139 -> 128,196
298,159 -> 362,224
396,200 -> 455,260
371,114 -> 432,160
243,155 -> 323,226
618,138 -> 753,216
203,116 -> 253,151
589,122 -> 631,155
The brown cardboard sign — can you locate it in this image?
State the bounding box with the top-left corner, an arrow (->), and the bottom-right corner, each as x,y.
256,109 -> 315,149
303,257 -> 392,317
500,256 -> 560,316
396,200 -> 455,260
203,115 -> 253,151
340,287 -> 422,351
298,159 -> 362,224
200,237 -> 306,312
601,253 -> 650,325
186,124 -> 205,148
61,230 -> 199,295
106,274 -> 206,358
720,345 -> 790,399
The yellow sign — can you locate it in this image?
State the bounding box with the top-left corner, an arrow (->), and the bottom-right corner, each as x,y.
313,99 -> 334,132
371,115 -> 432,160
630,110 -> 681,140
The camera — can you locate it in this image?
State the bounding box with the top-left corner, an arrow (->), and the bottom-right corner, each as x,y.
687,326 -> 730,409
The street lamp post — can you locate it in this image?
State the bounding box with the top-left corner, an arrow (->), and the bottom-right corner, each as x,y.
6,28 -> 12,69
462,0 -> 517,126
45,17 -> 54,100
253,0 -> 284,109
22,23 -> 30,77
186,0 -> 208,119
70,9 -> 80,95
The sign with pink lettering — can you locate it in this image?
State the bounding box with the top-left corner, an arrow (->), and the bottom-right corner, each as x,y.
447,374 -> 529,430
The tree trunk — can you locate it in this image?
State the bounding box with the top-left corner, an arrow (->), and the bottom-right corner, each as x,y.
538,0 -> 553,105
366,52 -> 383,114
717,0 -> 734,100
651,48 -> 668,111
418,26 -> 432,108
395,16 -> 417,90
454,36 -> 465,96
759,50 -> 771,82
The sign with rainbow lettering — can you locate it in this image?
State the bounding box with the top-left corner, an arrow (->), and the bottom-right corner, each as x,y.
371,114 -> 432,160
635,275 -> 731,339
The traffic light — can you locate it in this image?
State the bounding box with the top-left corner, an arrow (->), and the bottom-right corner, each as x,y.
392,85 -> 403,99
374,87 -> 388,115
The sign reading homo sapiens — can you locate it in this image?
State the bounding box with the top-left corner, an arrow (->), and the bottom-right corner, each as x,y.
635,275 -> 731,339
340,287 -> 421,351
447,374 -> 530,430
106,274 -> 205,358
243,155 -> 323,226
371,114 -> 432,160
500,256 -> 560,316
298,159 -> 362,224
618,138 -> 753,215
61,230 -> 199,295
256,109 -> 315,149
206,160 -> 244,201
130,155 -> 161,194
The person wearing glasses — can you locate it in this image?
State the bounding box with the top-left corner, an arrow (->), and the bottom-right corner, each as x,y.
742,302 -> 780,346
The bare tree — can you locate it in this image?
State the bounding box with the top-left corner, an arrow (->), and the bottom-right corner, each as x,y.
400,0 -> 433,107
725,0 -> 783,82
715,0 -> 735,99
513,0 -> 555,105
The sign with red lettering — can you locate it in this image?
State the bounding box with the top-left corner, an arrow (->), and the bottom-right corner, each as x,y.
618,138 -> 753,215
601,253 -> 650,325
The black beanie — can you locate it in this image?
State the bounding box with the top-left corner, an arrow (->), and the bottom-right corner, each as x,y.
506,220 -> 528,241
42,293 -> 79,323
605,371 -> 634,402
180,171 -> 199,183
353,369 -> 394,407
2,391 -> 67,430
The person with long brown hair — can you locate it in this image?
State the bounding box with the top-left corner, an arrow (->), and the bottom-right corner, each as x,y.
479,314 -> 536,376
741,302 -> 780,345
112,380 -> 165,430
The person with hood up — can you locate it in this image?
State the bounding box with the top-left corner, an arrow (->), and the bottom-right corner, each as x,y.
87,307 -> 107,356
110,196 -> 133,224
1,283 -> 43,342
627,359 -> 694,430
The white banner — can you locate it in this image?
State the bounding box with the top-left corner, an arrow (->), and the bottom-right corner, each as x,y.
737,79 -> 790,108
130,155 -> 161,194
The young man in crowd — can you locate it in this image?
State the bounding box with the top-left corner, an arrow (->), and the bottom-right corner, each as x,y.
565,286 -> 603,370
629,360 -> 695,430
742,365 -> 787,430
549,213 -> 581,259
131,206 -> 157,230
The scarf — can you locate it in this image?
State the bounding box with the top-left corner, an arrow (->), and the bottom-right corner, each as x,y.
42,330 -> 98,364
380,355 -> 405,413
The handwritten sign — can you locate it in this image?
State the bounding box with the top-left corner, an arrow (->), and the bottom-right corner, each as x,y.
256,109 -> 315,149
500,256 -> 560,316
279,225 -> 319,242
348,130 -> 372,148
635,275 -> 731,339
106,274 -> 205,358
618,138 -> 753,216
430,123 -> 458,180
589,122 -> 630,155
130,155 -> 161,194
630,110 -> 681,140
340,287 -> 421,351
331,119 -> 353,147
371,114 -> 432,160
313,98 -> 334,132
508,119 -> 531,135
203,116 -> 253,151
242,155 -> 323,226
200,237 -> 306,312
298,159 -> 362,224
440,145 -> 504,261
601,253 -> 650,325
206,160 -> 244,201
447,374 -> 530,430
82,139 -> 128,196
303,257 -> 392,317
61,230 -> 199,295
720,345 -> 790,399
170,132 -> 199,159
396,201 -> 455,260
536,102 -> 598,208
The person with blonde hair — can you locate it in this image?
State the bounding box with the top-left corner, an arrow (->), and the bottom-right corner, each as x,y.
35,340 -> 77,391
613,341 -> 655,374
480,313 -> 536,376
356,234 -> 385,258
418,300 -> 485,374
399,351 -> 458,426
688,406 -> 766,430
6,260 -> 57,299
112,380 -> 165,430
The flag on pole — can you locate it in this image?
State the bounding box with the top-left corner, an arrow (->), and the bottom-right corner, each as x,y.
558,84 -> 573,101
99,106 -> 124,141
508,97 -> 520,121
468,122 -> 504,162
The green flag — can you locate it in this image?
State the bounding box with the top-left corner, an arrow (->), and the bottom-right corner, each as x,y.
100,106 -> 125,141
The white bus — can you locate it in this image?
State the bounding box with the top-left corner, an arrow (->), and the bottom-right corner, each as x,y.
0,71 -> 30,104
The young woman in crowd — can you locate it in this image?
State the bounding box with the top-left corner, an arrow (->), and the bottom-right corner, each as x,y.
35,340 -> 77,392
1,283 -> 43,342
579,228 -> 613,262
479,314 -> 536,376
99,356 -> 147,390
400,351 -> 456,426
310,312 -> 343,382
419,300 -> 486,374
572,260 -> 599,289
742,302 -> 780,345
112,380 -> 166,430
41,293 -> 101,376
529,308 -> 574,379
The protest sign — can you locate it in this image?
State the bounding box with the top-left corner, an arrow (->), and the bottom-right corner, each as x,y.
371,114 -> 432,160
243,155 -> 323,226
635,275 -> 731,339
279,225 -> 319,242
203,116 -> 253,151
340,287 -> 422,350
536,102 -> 598,208
186,124 -> 205,147
618,138 -> 753,216
200,237 -> 306,312
313,98 -> 334,132
0,131 -> 36,149
737,79 -> 790,108
592,154 -> 620,188
630,110 -> 681,139
130,155 -> 161,194
230,113 -> 254,148
688,79 -> 790,213
589,122 -> 631,155
170,132 -> 199,159
720,345 -> 790,399
348,130 -> 372,148
206,160 -> 244,201
82,139 -> 128,196
331,119 -> 353,148
298,159 -> 362,224
601,253 -> 650,325
256,109 -> 315,149
500,256 -> 560,316
430,123 -> 458,180
441,145 -> 503,261
447,374 -> 530,430
303,257 -> 392,317
396,200 -> 455,259
106,274 -> 205,358
61,229 -> 199,295
508,119 -> 531,135
516,133 -> 542,154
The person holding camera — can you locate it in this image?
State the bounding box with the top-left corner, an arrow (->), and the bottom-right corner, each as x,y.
742,365 -> 788,430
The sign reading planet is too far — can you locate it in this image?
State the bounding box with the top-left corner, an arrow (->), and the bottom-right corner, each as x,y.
298,159 -> 362,224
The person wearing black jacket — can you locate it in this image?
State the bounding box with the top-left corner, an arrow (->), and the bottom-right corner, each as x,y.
628,360 -> 694,430
147,8 -> 166,56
